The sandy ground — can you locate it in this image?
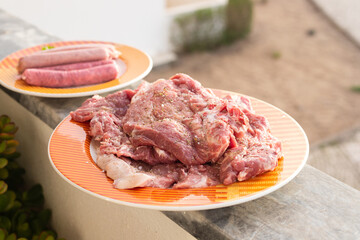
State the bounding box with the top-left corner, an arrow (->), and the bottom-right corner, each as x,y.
147,0 -> 360,144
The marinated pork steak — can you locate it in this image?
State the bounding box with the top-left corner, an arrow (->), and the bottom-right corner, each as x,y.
70,73 -> 282,189
122,74 -> 232,165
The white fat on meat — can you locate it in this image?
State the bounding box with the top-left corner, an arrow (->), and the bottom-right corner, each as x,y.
153,147 -> 168,158
95,152 -> 114,169
113,173 -> 154,189
97,153 -> 154,189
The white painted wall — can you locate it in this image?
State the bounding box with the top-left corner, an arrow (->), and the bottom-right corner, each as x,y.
0,0 -> 171,59
312,0 -> 360,45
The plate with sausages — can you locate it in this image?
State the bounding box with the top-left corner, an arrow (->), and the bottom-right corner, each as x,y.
0,40 -> 152,97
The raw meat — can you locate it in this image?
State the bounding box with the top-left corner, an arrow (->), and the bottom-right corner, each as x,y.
122,74 -> 232,165
22,61 -> 119,88
70,89 -> 135,122
36,43 -> 120,58
96,153 -> 220,189
41,59 -> 114,71
18,47 -> 115,73
70,74 -> 282,189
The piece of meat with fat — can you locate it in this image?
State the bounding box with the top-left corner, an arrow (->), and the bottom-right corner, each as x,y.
72,75 -> 234,166
70,89 -> 135,122
173,165 -> 220,189
218,95 -> 282,185
96,153 -> 179,189
70,74 -> 283,189
122,73 -> 233,165
89,110 -> 177,165
96,152 -> 221,189
219,141 -> 281,185
89,111 -> 123,141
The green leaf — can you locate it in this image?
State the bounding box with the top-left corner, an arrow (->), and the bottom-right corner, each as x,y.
0,191 -> 15,212
0,181 -> 8,195
42,231 -> 55,239
17,238 -> 28,240
41,46 -> 55,51
47,231 -> 55,238
0,116 -> 10,129
0,217 -> 11,232
351,85 -> 360,92
37,231 -> 56,240
10,201 -> 21,212
1,124 -> 17,134
0,159 -> 8,169
0,228 -> 7,240
11,210 -> 22,232
0,169 -> 9,180
31,209 -> 51,235
4,141 -> 18,149
30,220 -> 41,236
23,185 -> 44,207
0,192 -> 11,211
37,210 -> 51,227
2,147 -> 16,156
5,233 -> 16,240
3,191 -> 16,212
17,222 -> 31,238
0,142 -> 6,154
17,213 -> 27,226
0,134 -> 13,141
38,232 -> 48,240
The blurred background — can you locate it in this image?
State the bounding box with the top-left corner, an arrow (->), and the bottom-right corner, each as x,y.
1,0 -> 359,188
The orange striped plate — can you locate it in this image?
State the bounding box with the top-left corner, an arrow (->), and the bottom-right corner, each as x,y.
0,40 -> 152,98
48,90 -> 309,210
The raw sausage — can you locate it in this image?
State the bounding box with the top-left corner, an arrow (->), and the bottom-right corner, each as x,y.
22,61 -> 119,88
37,44 -> 120,58
18,48 -> 113,73
41,59 -> 114,71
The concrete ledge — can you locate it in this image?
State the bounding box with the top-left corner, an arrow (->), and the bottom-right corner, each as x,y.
165,165 -> 360,239
308,124 -> 360,190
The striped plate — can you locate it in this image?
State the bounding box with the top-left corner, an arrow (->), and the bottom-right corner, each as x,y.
0,40 -> 152,98
48,90 -> 309,211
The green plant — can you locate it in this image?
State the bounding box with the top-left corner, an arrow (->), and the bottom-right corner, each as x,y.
223,0 -> 253,44
0,115 -> 64,240
174,7 -> 226,52
173,0 -> 253,52
350,85 -> 360,92
271,51 -> 282,60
